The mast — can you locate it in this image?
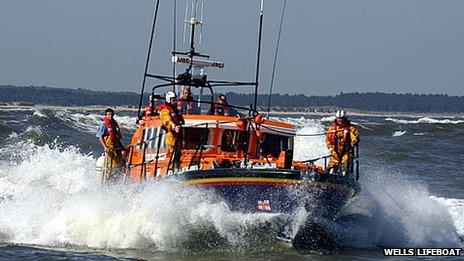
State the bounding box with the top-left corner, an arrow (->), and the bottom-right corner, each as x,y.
254,0 -> 264,111
145,0 -> 255,113
137,0 -> 160,121
185,0 -> 205,111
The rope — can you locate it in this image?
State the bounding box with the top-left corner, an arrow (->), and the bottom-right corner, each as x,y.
267,0 -> 287,117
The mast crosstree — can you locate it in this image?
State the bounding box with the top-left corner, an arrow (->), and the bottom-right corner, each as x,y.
138,0 -> 263,116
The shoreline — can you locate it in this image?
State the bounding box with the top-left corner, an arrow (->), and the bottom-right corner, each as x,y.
265,110 -> 464,118
1,104 -> 463,118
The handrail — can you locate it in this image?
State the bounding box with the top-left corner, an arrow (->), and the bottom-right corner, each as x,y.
147,91 -> 259,116
124,117 -> 361,181
192,123 -> 209,169
153,127 -> 162,178
300,155 -> 331,163
140,128 -> 147,180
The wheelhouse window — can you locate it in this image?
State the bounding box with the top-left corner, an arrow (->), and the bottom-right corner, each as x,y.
183,127 -> 210,150
142,127 -> 165,150
221,129 -> 248,152
260,134 -> 293,157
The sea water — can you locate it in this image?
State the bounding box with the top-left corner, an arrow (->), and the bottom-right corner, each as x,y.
0,107 -> 463,259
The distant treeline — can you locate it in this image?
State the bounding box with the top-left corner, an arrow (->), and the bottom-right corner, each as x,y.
1,85 -> 464,113
0,85 -> 139,107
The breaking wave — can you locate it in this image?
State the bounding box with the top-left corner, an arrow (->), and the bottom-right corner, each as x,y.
32,110 -> 47,118
55,110 -> 136,134
392,130 -> 407,137
333,169 -> 461,248
386,117 -> 464,125
431,197 -> 464,236
0,140 -> 296,251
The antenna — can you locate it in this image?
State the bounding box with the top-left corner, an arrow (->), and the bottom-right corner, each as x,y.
199,2 -> 204,45
182,2 -> 188,43
194,0 -> 198,18
253,0 -> 264,111
189,0 -> 196,49
173,0 -> 177,92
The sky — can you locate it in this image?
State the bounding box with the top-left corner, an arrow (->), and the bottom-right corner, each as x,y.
1,0 -> 464,96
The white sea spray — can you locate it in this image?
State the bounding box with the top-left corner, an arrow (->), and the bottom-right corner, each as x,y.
0,141 -> 290,250
335,169 -> 461,248
0,114 -> 462,252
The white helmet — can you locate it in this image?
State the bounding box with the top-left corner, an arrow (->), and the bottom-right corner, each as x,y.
335,109 -> 346,118
165,91 -> 177,103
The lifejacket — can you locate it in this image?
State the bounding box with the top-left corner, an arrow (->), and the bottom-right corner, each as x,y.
158,102 -> 185,131
143,106 -> 152,117
328,121 -> 352,147
214,102 -> 230,116
177,96 -> 195,114
103,116 -> 122,141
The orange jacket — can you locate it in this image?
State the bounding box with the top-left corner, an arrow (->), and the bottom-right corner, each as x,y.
159,103 -> 184,147
325,121 -> 359,151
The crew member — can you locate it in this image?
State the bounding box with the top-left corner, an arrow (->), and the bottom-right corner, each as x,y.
325,110 -> 359,174
177,86 -> 199,114
138,94 -> 158,121
159,91 -> 185,171
213,94 -> 230,116
96,108 -> 125,178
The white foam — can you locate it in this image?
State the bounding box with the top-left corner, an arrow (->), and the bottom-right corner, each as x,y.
393,130 -> 407,137
355,123 -> 373,131
319,116 -> 335,123
386,117 -> 464,125
431,196 -> 464,236
113,115 -> 137,131
269,117 -> 330,165
336,171 -> 461,248
32,109 -> 47,118
25,125 -> 43,134
294,122 -> 330,166
5,132 -> 19,141
0,141 -> 289,250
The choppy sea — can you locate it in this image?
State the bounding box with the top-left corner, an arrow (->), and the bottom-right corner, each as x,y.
0,106 -> 463,260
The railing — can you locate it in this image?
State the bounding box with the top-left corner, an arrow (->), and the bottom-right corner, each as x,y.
300,144 -> 360,181
119,113 -> 361,182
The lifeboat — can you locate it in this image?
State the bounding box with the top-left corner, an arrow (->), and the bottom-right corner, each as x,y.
119,0 -> 360,248
127,108 -> 359,214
